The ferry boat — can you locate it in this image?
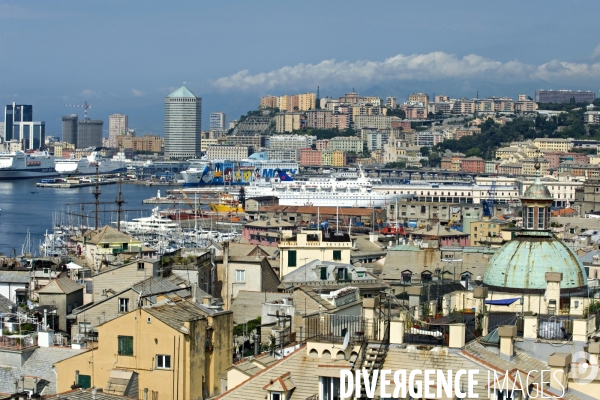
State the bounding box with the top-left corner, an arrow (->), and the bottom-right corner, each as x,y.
0,151 -> 58,180
245,167 -> 412,207
55,152 -> 126,175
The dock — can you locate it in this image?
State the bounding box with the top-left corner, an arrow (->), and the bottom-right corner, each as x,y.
36,180 -> 117,188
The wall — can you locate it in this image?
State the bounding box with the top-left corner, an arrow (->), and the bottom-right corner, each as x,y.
92,262 -> 156,299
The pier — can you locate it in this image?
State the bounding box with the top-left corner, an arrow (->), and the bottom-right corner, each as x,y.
36,180 -> 117,189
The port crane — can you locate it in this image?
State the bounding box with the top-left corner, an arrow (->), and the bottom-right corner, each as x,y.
65,101 -> 92,119
481,164 -> 498,218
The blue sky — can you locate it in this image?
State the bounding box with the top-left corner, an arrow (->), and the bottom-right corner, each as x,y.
2,0 -> 600,135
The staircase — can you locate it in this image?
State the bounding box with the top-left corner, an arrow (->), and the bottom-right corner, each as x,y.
351,321 -> 391,400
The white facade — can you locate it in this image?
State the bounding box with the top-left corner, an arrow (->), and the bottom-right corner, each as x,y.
108,113 -> 128,148
269,135 -> 316,150
210,112 -> 226,130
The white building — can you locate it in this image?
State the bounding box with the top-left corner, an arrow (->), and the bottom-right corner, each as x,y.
210,112 -> 226,130
108,113 -> 128,148
164,86 -> 202,159
206,144 -> 249,161
269,135 -> 316,150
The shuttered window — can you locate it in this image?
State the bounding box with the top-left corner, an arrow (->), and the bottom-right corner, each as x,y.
333,250 -> 342,261
118,335 -> 133,356
288,250 -> 297,267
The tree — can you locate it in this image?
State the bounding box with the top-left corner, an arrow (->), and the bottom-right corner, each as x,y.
465,148 -> 482,158
420,146 -> 430,157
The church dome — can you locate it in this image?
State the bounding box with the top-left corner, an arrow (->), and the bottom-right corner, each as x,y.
482,232 -> 587,293
522,179 -> 553,201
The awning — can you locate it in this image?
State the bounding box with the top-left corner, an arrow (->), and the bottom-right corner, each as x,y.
66,262 -> 82,269
485,298 -> 520,306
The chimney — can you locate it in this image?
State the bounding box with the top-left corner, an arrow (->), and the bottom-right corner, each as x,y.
545,272 -> 562,315
498,325 -> 517,361
203,296 -> 211,306
369,232 -> 378,243
588,341 -> 600,366
92,387 -> 97,400
547,352 -> 571,393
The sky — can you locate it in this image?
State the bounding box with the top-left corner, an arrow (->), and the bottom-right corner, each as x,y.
2,0 -> 600,136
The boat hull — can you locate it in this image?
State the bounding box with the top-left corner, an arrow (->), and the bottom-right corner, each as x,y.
0,169 -> 58,180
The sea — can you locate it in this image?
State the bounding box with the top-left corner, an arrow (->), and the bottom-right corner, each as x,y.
0,179 -> 175,256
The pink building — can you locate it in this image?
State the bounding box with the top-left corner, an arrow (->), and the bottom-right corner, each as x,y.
316,139 -> 330,151
392,120 -> 412,131
242,218 -> 295,247
300,148 -> 322,166
460,156 -> 485,173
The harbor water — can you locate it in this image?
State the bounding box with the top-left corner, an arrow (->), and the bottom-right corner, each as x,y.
0,179 -> 185,255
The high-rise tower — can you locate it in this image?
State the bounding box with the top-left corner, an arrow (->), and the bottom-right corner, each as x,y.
77,119 -> 103,148
109,114 -> 128,148
4,103 -> 32,141
62,114 -> 78,146
164,86 -> 202,159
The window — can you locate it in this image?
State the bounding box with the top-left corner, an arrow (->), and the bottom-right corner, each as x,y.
236,270 -> 245,283
156,354 -> 171,369
270,393 -> 282,400
118,335 -> 133,356
137,262 -> 145,270
526,207 -> 534,229
538,208 -> 545,229
288,250 -> 297,267
118,298 -> 129,313
320,267 -> 328,280
333,250 -> 341,261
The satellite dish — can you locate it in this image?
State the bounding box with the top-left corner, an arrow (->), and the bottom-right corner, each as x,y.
341,332 -> 350,351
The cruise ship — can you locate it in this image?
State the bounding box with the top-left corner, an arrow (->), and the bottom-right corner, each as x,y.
245,168 -> 412,207
55,152 -> 126,175
180,152 -> 299,186
0,151 -> 58,180
118,207 -> 180,235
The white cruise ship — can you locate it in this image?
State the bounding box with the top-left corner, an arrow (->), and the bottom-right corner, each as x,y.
245,168 -> 412,207
180,160 -> 214,184
55,152 -> 126,175
0,151 -> 58,180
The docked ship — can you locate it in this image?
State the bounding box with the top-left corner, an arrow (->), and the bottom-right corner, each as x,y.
55,152 -> 126,175
245,168 -> 412,207
0,151 -> 58,180
180,152 -> 299,186
118,207 -> 180,235
209,193 -> 244,213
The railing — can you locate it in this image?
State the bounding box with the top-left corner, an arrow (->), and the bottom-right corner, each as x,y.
305,314 -> 375,343
537,316 -> 573,340
0,334 -> 37,350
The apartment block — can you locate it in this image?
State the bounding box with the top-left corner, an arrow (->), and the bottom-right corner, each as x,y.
385,96 -> 397,108
108,113 -> 128,148
261,92 -> 316,112
455,127 -> 481,140
533,138 -> 573,152
206,144 -> 250,160
210,112 -> 226,130
584,110 -> 600,124
274,112 -> 303,133
266,149 -> 300,161
408,92 -> 429,110
315,139 -> 329,150
366,131 -> 389,151
461,156 -> 485,173
269,134 -> 315,150
535,89 -> 595,103
330,113 -> 349,130
354,114 -> 396,130
300,148 -> 322,166
328,136 -> 363,153
305,109 -> 332,129
220,135 -> 265,153
117,135 -> 163,153
53,142 -> 75,158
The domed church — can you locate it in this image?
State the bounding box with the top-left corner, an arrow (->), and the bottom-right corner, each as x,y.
481,162 -> 588,314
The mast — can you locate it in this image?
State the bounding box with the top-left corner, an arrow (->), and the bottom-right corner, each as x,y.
116,175 -> 124,231
93,163 -> 100,229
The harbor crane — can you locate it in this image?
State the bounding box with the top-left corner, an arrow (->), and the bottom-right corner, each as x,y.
65,101 -> 92,119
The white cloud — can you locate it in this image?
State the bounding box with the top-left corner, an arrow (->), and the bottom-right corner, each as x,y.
592,44 -> 600,59
211,51 -> 600,91
81,89 -> 99,98
130,89 -> 146,97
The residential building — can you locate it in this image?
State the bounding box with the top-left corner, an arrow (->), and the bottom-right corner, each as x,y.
274,112 -> 302,133
515,94 -> 538,113
164,86 -> 202,159
584,110 -> 600,124
330,112 -> 349,130
366,130 -> 389,151
266,149 -> 300,161
3,103 -> 32,141
469,216 -> 512,247
54,300 -> 233,399
460,156 -> 485,173
61,115 -> 78,146
117,134 -> 163,153
77,119 -> 103,149
315,139 -> 329,150
329,150 -> 346,167
210,111 -> 226,130
261,93 -> 315,112
535,89 -> 595,103
451,99 -> 475,114
385,96 -> 396,109
498,163 -> 522,176
408,92 -> 429,110
305,109 -> 331,129
278,230 -> 352,278
108,113 -> 128,148
269,134 -> 315,151
354,114 -> 395,130
403,104 -> 427,119
217,242 -> 280,309
37,277 -> 84,332
351,103 -> 385,121
259,95 -> 278,109
299,148 -> 322,166
414,131 -> 444,147
219,135 -> 265,153
455,127 -> 480,140
206,144 -> 249,161
52,142 -> 75,157
533,138 -> 573,152
327,136 -> 362,153
241,217 -> 294,247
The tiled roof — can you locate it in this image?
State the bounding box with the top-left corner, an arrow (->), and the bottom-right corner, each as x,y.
84,225 -> 138,245
230,291 -> 290,324
0,270 -> 30,284
143,301 -> 208,331
0,292 -> 15,313
38,277 -> 84,295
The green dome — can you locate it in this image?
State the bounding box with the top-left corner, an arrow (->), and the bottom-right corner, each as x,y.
522,179 -> 553,201
482,232 -> 587,293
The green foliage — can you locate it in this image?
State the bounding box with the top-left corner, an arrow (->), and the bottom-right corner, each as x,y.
233,317 -> 261,336
387,108 -> 406,119
584,300 -> 600,317
420,146 -> 430,157
537,102 -> 589,111
385,161 -> 406,169
465,148 -> 482,158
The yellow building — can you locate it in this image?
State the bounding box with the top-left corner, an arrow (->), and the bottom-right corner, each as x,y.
295,92 -> 316,111
331,150 -> 346,167
278,230 -> 352,278
522,158 -> 550,176
117,135 -> 164,153
54,300 -> 233,399
274,112 -> 302,133
53,142 -> 75,157
533,138 -> 573,152
469,217 -> 512,247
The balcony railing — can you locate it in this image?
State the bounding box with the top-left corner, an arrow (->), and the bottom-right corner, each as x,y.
0,334 -> 37,350
305,314 -> 375,343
